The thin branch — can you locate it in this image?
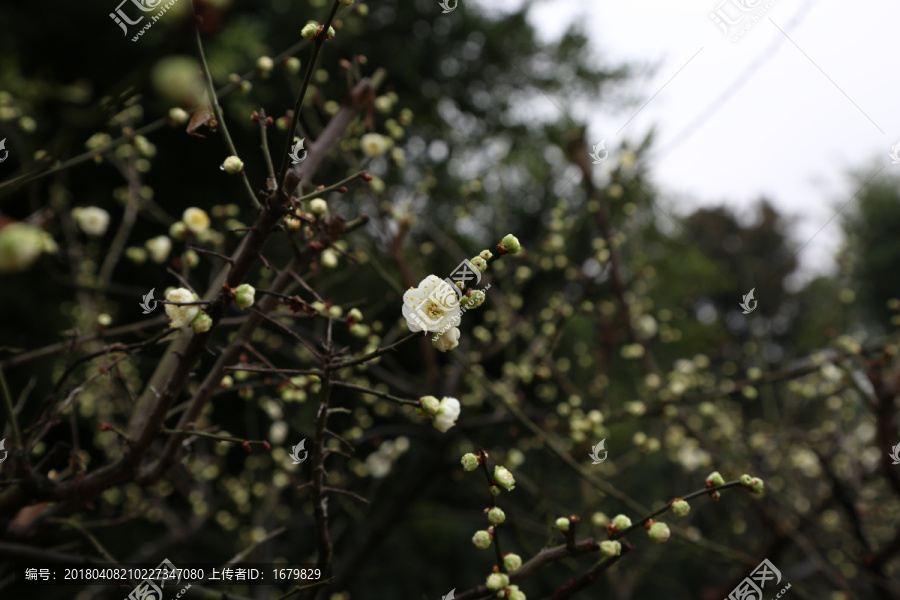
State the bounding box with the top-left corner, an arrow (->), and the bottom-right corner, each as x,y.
192,5 -> 261,210
329,380 -> 418,406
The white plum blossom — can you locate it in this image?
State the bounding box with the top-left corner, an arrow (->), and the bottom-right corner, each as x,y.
182,207 -> 210,234
73,206 -> 110,237
432,327 -> 460,352
432,397 -> 460,432
145,235 -> 172,263
165,288 -> 199,329
402,275 -> 461,333
360,133 -> 391,158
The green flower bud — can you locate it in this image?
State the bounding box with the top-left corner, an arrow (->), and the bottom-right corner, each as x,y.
503,553 -> 522,572
479,249 -> 493,261
648,522 -> 670,543
740,474 -> 753,488
555,517 -> 570,532
284,57 -> 301,73
349,323 -> 369,337
348,308 -> 363,322
235,284 -> 256,309
508,589 -> 526,600
488,507 -> 506,525
419,395 -> 440,416
470,256 -> 488,272
460,289 -> 486,310
750,477 -> 765,494
485,573 -> 509,591
612,514 -> 632,531
309,198 -> 328,216
671,499 -> 691,518
461,453 -> 479,472
472,530 -> 492,550
489,485 -> 501,496
600,540 -> 621,557
494,466 -> 516,491
222,155 -> 243,174
706,471 -> 726,487
256,56 -> 274,75
301,22 -> 319,39
499,233 -> 522,255
126,247 -> 147,264
168,107 -> 189,125
191,312 -> 213,334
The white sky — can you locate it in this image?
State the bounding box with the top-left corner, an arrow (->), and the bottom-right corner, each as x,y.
482,0 -> 900,287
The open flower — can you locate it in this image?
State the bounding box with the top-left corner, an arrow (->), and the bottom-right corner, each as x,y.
360,133 -> 391,158
165,288 -> 199,329
145,235 -> 172,263
433,396 -> 460,432
73,206 -> 110,237
432,327 -> 460,352
182,207 -> 210,234
402,275 -> 461,333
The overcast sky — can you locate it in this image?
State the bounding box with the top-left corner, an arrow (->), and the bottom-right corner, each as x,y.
482,0 -> 900,287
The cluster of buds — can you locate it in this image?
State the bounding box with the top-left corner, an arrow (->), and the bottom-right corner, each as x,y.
740,473 -> 765,494
301,21 -> 336,40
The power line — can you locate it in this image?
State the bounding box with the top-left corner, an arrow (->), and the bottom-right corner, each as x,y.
648,0 -> 818,162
